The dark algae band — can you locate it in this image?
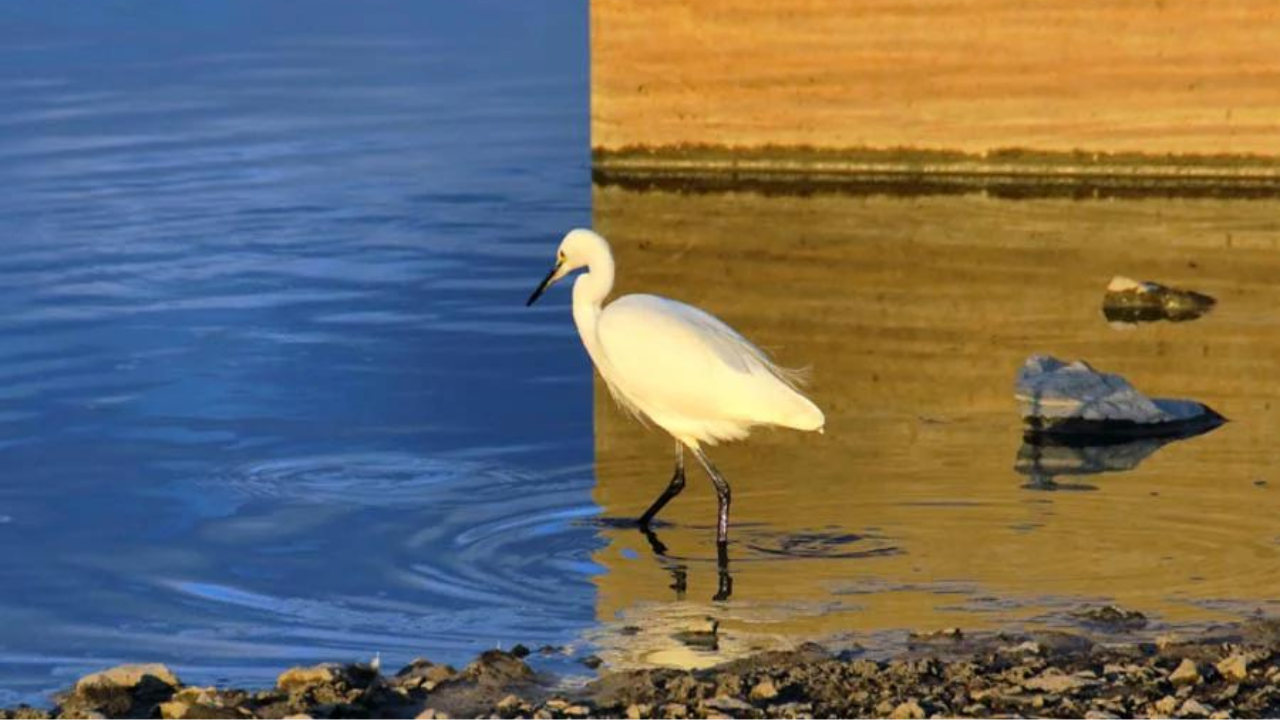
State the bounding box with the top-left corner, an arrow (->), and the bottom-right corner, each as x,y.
593,145 -> 1280,198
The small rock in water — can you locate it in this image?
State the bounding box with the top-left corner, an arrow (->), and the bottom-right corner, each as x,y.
1016,355 -> 1224,441
1073,604 -> 1149,630
1102,276 -> 1215,323
581,654 -> 604,669
277,664 -> 343,692
464,649 -> 535,684
63,663 -> 181,718
75,664 -> 181,693
908,627 -> 963,644
394,658 -> 456,691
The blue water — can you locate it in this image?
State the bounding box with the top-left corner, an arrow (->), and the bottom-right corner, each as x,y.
0,1 -> 593,704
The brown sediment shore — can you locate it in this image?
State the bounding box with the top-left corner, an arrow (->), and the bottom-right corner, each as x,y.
5,618 -> 1277,719
591,145 -> 1280,198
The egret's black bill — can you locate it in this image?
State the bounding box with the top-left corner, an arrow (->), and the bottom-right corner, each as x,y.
526,264 -> 559,306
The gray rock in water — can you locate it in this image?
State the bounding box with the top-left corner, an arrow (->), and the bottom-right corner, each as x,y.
1102,276 -> 1215,323
1016,356 -> 1224,441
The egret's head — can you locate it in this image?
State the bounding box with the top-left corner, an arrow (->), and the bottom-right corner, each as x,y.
526,228 -> 610,306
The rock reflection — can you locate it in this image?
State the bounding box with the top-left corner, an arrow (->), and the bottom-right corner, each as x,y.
1015,416 -> 1225,491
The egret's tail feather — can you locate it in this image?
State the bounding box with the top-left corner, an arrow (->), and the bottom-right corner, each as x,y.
784,392 -> 826,432
771,362 -> 813,389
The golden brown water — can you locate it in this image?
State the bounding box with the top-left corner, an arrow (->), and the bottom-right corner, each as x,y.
585,184 -> 1280,668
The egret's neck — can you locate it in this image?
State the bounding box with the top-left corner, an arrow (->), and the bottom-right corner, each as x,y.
571,254 -> 616,372
572,254 -> 614,309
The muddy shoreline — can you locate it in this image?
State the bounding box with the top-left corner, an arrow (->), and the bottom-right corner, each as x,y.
4,618 -> 1276,719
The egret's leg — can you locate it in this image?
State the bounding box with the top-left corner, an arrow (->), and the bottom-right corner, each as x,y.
713,541 -> 733,601
690,446 -> 731,548
638,441 -> 685,528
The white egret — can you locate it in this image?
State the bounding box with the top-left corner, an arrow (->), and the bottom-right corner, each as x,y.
526,229 -> 824,556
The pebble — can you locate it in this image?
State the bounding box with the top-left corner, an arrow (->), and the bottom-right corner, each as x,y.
1169,658 -> 1201,686
999,641 -> 1041,655
1178,698 -> 1212,718
888,699 -> 926,719
750,678 -> 779,702
704,696 -> 753,713
1214,654 -> 1248,682
662,703 -> 689,719
1023,669 -> 1093,693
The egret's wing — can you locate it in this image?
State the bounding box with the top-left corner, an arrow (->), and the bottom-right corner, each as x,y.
597,294 -> 802,418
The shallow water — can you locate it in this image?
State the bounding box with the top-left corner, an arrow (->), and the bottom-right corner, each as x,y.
3,1 -> 1280,708
0,2 -> 593,705
590,185 -> 1280,666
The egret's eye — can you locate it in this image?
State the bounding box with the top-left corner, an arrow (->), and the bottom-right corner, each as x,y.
557,252 -> 565,263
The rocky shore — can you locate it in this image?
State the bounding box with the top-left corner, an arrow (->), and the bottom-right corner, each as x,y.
4,619 -> 1276,719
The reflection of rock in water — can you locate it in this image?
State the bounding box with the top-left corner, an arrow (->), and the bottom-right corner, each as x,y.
1102,275 -> 1215,324
1015,438 -> 1172,491
1015,408 -> 1224,491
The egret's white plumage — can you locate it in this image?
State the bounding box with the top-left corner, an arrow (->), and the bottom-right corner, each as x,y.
532,228 -> 823,447
526,228 -> 824,554
597,294 -> 823,445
